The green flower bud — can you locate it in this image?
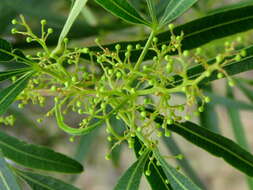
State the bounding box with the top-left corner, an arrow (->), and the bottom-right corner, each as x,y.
107,136 -> 112,142
140,111 -> 146,118
216,55 -> 223,63
198,106 -> 204,112
204,96 -> 211,103
11,28 -> 17,34
115,44 -> 121,50
165,130 -> 171,137
183,50 -> 190,57
235,54 -> 241,62
50,86 -> 57,91
127,45 -> 133,51
217,73 -> 224,79
116,72 -> 122,78
11,19 -> 18,25
229,80 -> 235,87
26,37 -> 33,43
71,76 -> 77,83
41,19 -> 47,25
168,23 -> 174,31
105,154 -> 111,160
47,28 -> 53,34
63,38 -> 69,44
136,44 -> 141,50
196,48 -> 202,55
240,50 -> 247,57
184,115 -> 191,121
145,170 -> 151,176
82,48 -> 89,54
153,37 -> 158,43
162,44 -> 167,51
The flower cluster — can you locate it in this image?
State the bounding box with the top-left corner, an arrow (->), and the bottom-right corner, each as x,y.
10,16 -> 245,158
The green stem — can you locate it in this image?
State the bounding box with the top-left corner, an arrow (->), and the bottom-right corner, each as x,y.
134,30 -> 156,71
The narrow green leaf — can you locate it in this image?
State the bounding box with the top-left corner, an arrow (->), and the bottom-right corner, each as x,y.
86,4 -> 253,62
134,138 -> 173,190
235,78 -> 253,102
0,39 -> 13,61
160,0 -> 197,27
162,136 -> 206,189
0,151 -> 21,190
53,0 -> 88,55
161,121 -> 253,177
0,72 -> 33,115
199,85 -> 220,133
110,116 -> 126,167
154,149 -> 201,190
16,170 -> 80,190
70,126 -> 100,183
205,92 -> 253,110
113,149 -> 149,190
95,0 -> 150,26
0,130 -> 83,173
226,85 -> 253,190
0,68 -> 31,82
146,0 -> 157,24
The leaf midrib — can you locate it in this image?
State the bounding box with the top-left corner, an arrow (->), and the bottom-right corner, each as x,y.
155,151 -> 189,190
0,171 -> 11,190
17,172 -> 54,190
126,150 -> 149,190
0,139 -> 77,171
0,73 -> 30,107
172,55 -> 253,85
158,13 -> 253,47
152,162 -> 172,190
175,123 -> 253,168
114,8 -> 253,54
108,0 -> 148,25
161,0 -> 185,25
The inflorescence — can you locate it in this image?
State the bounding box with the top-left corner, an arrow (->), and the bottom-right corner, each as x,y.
10,16 -> 246,161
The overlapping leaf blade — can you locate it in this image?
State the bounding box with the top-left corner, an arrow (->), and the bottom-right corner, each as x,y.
0,72 -> 33,115
113,150 -> 149,190
0,130 -> 83,173
154,150 -> 201,190
134,138 -> 173,190
95,0 -> 150,26
16,170 -> 80,190
162,136 -> 206,189
0,68 -> 31,82
85,4 -> 253,62
162,121 -> 253,177
0,151 -> 21,190
226,85 -> 253,189
159,0 -> 198,27
0,39 -> 13,61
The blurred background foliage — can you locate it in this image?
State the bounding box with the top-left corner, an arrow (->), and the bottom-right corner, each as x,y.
1,0 -> 253,189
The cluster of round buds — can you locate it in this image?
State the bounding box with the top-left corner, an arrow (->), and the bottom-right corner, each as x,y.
9,16 -> 246,163
0,115 -> 15,126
